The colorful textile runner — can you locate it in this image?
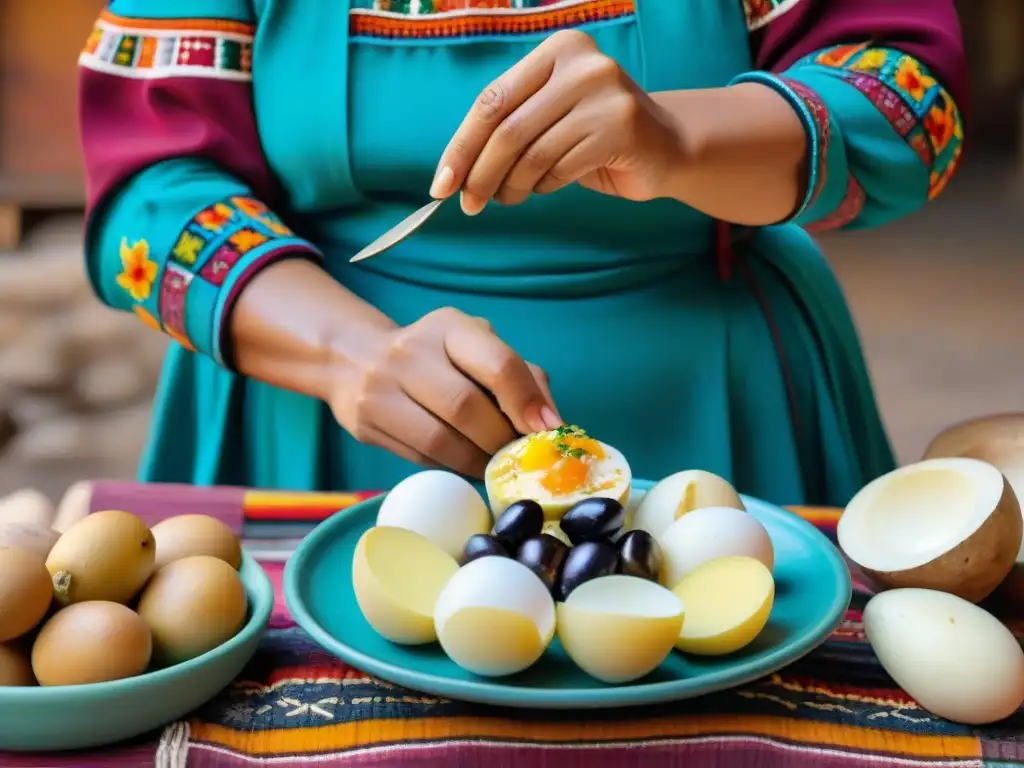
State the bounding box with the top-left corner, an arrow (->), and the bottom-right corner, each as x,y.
3,487 -> 1024,767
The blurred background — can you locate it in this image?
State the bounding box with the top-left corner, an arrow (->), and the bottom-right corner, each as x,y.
0,0 -> 1021,501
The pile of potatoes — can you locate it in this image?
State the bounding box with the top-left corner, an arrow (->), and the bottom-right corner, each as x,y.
0,502 -> 248,688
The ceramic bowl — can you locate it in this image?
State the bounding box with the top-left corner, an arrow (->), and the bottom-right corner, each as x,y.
0,550 -> 273,751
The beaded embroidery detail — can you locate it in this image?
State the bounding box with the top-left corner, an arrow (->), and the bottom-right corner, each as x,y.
800,44 -> 964,201
742,0 -> 805,32
349,0 -> 635,39
80,11 -> 254,81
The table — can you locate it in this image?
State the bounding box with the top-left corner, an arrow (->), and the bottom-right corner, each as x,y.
4,483 -> 1024,767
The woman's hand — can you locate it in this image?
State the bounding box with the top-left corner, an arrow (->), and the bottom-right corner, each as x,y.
329,307 -> 562,478
430,29 -> 687,214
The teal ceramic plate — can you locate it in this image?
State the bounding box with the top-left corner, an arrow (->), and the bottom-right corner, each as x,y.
0,551 -> 274,752
286,480 -> 851,709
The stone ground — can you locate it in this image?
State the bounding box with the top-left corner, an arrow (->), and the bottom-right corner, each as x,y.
0,156 -> 1021,502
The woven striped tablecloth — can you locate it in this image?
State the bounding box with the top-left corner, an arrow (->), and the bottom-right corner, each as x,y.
5,482 -> 1024,768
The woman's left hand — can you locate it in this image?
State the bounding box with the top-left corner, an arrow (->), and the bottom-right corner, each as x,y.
430,29 -> 687,215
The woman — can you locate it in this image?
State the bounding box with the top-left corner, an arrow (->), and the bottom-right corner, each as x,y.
78,0 -> 966,507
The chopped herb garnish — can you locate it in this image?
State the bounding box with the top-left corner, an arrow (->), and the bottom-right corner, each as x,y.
553,426 -> 589,460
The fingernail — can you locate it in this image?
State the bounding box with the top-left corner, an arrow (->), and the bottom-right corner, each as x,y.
460,190 -> 486,216
523,405 -> 548,434
430,166 -> 455,198
541,405 -> 563,430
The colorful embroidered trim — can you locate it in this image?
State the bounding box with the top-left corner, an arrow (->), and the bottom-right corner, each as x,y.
120,196 -> 319,364
349,0 -> 635,39
352,0 -> 593,11
806,175 -> 866,233
80,11 -> 254,81
800,44 -> 964,201
780,77 -> 830,217
728,71 -> 830,222
743,0 -> 805,32
116,238 -> 159,302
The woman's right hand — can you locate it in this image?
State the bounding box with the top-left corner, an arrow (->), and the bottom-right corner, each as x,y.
329,307 -> 563,478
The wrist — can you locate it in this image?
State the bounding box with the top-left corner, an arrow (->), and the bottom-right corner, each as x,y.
647,90 -> 705,202
647,84 -> 809,223
319,304 -> 397,403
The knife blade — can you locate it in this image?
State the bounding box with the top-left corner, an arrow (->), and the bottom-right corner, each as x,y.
349,198 -> 447,263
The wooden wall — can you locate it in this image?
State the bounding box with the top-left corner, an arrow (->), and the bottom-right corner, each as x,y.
0,2 -> 105,208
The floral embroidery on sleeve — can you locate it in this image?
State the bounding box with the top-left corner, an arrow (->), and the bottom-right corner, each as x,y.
116,238 -> 159,301
118,195 -> 320,363
799,44 -> 964,201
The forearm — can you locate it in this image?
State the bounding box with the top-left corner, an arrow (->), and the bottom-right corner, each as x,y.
228,258 -> 395,401
652,84 -> 808,226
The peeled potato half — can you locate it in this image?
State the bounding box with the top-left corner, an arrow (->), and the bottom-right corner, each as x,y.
923,414 -> 1024,563
352,526 -> 459,645
671,556 -> 774,656
556,575 -> 683,683
838,458 -> 1021,603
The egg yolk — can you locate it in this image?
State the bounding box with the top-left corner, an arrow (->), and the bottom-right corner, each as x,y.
540,457 -> 590,495
518,439 -> 561,472
515,431 -> 606,496
564,436 -> 604,459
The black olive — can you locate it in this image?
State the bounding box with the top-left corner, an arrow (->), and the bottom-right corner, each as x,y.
516,534 -> 570,593
463,534 -> 510,564
559,497 -> 626,545
492,499 -> 544,550
557,540 -> 620,601
616,530 -> 663,583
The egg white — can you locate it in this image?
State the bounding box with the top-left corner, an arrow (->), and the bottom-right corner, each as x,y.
659,506 -> 774,589
376,470 -> 492,560
631,470 -> 745,540
557,575 -> 684,683
434,556 -> 556,677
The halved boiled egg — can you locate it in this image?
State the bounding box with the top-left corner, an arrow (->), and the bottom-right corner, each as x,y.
352,526 -> 459,645
377,470 -> 492,561
659,506 -> 774,589
631,470 -> 745,540
434,556 -> 556,677
485,427 -> 631,522
556,575 -> 684,683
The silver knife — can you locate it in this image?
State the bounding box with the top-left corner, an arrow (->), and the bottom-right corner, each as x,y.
349,198 -> 447,263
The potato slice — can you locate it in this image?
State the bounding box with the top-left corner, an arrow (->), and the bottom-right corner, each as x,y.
671,556 -> 774,656
352,526 -> 458,645
557,575 -> 683,683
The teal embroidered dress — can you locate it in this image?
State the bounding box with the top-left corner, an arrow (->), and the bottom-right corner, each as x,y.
78,0 -> 967,506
